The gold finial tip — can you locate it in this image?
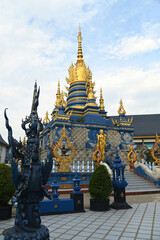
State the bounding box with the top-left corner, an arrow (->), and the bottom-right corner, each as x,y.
118,98 -> 126,115
79,24 -> 81,33
100,88 -> 103,95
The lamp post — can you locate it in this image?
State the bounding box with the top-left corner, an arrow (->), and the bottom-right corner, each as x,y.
110,147 -> 131,209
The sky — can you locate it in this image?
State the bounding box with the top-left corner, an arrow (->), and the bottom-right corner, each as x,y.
1,0 -> 160,141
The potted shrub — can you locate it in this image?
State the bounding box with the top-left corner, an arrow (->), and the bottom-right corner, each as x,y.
0,163 -> 15,220
89,164 -> 113,211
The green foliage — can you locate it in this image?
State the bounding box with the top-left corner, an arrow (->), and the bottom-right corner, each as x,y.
146,148 -> 153,163
141,145 -> 153,163
0,163 -> 15,207
89,164 -> 113,201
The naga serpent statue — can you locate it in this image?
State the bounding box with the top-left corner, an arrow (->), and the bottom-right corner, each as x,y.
4,82 -> 53,240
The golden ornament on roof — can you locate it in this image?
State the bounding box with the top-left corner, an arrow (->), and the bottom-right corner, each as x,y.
43,111 -> 50,124
118,99 -> 126,115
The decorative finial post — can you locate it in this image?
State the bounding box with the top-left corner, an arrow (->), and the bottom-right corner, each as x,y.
77,25 -> 83,60
55,81 -> 62,107
70,172 -> 85,212
110,147 -> 131,209
99,88 -> 105,111
4,83 -> 53,240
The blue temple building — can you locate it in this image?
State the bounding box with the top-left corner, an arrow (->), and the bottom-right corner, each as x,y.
40,27 -> 135,174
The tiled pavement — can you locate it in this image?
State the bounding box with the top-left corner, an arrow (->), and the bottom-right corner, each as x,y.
1,202 -> 160,240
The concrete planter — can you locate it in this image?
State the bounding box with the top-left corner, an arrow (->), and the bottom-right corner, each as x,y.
90,199 -> 110,211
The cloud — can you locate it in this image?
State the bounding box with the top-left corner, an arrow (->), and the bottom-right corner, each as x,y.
105,35 -> 160,58
94,64 -> 160,115
99,22 -> 160,59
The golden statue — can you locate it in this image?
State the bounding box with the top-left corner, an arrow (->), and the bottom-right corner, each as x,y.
92,130 -> 107,166
22,136 -> 26,146
151,133 -> 160,166
97,130 -> 107,157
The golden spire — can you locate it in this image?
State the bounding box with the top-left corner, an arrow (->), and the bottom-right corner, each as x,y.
118,99 -> 126,115
77,24 -> 83,61
99,88 -> 105,111
55,81 -> 62,107
43,111 -> 50,124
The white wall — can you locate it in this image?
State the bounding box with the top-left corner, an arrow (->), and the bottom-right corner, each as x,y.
0,143 -> 7,163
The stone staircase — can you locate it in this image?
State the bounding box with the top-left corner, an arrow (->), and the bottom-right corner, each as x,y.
125,171 -> 160,193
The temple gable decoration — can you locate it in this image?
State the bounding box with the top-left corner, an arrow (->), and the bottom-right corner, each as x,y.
52,125 -> 75,172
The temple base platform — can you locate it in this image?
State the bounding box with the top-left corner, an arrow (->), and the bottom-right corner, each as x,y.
46,172 -> 92,193
40,198 -> 74,215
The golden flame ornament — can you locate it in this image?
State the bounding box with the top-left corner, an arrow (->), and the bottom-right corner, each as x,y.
150,133 -> 160,166
52,125 -> 75,172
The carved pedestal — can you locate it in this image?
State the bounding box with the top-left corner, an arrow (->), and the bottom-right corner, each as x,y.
4,225 -> 49,240
5,202 -> 50,240
70,192 -> 85,212
110,187 -> 132,209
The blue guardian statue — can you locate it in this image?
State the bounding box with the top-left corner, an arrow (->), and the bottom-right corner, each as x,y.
4,82 -> 53,240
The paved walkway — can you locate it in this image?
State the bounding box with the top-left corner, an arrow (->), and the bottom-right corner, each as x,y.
1,202 -> 160,240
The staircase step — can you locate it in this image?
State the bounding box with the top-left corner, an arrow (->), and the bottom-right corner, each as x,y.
124,171 -> 159,193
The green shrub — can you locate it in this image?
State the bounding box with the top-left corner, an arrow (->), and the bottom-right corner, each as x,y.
89,164 -> 113,201
0,163 -> 15,207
